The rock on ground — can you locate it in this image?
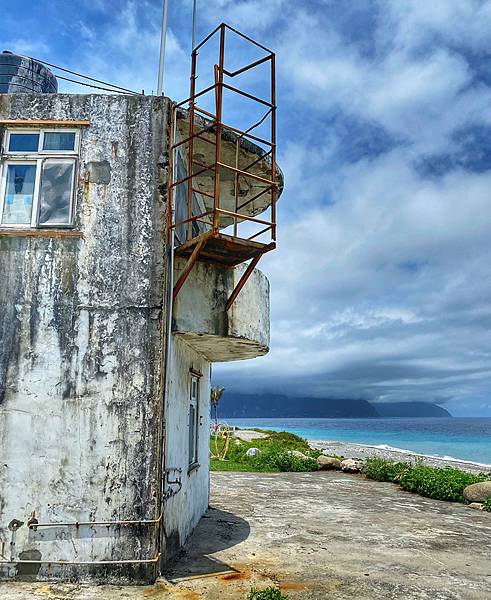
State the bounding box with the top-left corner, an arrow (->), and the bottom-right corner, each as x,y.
340,458 -> 364,473
246,447 -> 261,457
463,481 -> 491,503
289,450 -> 309,460
317,455 -> 341,470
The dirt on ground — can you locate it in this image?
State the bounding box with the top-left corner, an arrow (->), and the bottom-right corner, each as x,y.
1,471 -> 490,599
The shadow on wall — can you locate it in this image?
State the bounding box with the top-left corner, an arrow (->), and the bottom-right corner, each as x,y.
163,507 -> 250,580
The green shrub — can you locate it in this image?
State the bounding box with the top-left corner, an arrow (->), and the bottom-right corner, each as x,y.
399,465 -> 484,502
252,444 -> 318,472
252,444 -> 319,472
253,430 -> 314,454
364,458 -> 410,482
210,431 -> 319,473
248,586 -> 288,600
483,497 -> 491,512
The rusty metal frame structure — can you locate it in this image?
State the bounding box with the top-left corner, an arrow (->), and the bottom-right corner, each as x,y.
167,23 -> 277,310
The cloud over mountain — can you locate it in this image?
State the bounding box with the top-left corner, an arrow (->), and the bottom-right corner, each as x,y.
3,0 -> 491,415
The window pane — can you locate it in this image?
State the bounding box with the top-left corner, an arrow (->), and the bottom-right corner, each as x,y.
38,161 -> 74,225
43,132 -> 76,152
189,404 -> 196,464
8,133 -> 39,152
1,164 -> 36,224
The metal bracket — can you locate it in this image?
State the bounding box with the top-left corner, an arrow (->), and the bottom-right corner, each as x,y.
173,239 -> 206,299
225,254 -> 262,311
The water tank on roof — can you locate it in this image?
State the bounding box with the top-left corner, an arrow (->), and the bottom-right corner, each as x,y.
0,51 -> 57,93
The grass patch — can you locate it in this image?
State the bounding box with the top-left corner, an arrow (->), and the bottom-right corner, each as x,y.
211,429 -> 319,473
365,457 -> 487,503
249,429 -> 319,455
364,457 -> 410,482
399,466 -> 485,502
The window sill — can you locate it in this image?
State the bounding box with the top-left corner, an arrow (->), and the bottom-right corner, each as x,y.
0,119 -> 90,127
0,228 -> 82,238
188,463 -> 200,476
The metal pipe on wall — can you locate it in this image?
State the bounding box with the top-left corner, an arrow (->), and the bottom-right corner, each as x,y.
0,555 -> 161,566
157,103 -> 178,566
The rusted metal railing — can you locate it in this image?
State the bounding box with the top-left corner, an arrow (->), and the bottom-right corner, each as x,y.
167,24 -> 278,309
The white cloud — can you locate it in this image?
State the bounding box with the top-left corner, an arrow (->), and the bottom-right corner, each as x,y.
3,0 -> 490,412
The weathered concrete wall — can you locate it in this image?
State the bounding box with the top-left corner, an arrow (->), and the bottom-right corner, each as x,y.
0,92 -> 274,584
0,94 -> 169,582
161,336 -> 210,561
172,257 -> 270,362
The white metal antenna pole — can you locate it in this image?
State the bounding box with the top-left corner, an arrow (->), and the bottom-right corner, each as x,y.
191,0 -> 197,51
157,0 -> 169,96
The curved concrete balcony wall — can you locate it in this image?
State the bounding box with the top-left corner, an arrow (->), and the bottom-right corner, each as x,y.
175,111 -> 284,228
172,257 -> 270,362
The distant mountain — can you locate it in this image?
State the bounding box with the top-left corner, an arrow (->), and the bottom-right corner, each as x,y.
219,394 -> 378,418
217,394 -> 451,418
374,402 -> 451,418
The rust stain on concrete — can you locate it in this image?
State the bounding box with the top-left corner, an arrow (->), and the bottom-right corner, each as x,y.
219,572 -> 247,582
278,581 -> 307,591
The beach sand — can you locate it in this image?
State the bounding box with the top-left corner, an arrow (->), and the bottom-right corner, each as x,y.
309,439 -> 491,474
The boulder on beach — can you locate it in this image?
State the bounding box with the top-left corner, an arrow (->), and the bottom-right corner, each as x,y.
340,458 -> 364,473
463,481 -> 491,503
289,450 -> 309,460
468,503 -> 484,510
317,456 -> 342,470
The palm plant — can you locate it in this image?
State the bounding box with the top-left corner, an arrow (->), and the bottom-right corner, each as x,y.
210,385 -> 225,427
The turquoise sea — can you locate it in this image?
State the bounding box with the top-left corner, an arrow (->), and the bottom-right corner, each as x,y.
225,417 -> 491,466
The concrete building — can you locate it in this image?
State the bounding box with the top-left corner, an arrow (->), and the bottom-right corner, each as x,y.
0,28 -> 281,584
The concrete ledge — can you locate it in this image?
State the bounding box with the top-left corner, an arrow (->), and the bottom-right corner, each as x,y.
172,257 -> 270,362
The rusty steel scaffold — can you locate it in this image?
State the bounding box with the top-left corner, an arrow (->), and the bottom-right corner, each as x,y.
167,23 -> 278,311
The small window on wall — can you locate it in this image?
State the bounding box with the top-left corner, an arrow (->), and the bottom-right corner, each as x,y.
189,375 -> 200,467
0,129 -> 79,228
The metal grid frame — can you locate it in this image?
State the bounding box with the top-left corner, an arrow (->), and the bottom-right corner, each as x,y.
167,23 -> 277,310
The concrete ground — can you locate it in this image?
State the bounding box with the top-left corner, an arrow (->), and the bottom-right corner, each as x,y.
1,471 -> 490,599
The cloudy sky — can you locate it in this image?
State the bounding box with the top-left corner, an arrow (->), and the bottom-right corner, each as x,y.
3,0 -> 491,415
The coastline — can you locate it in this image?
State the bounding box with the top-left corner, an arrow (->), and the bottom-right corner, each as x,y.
309,439 -> 491,474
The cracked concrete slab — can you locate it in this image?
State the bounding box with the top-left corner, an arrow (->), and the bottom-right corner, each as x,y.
1,471 -> 490,599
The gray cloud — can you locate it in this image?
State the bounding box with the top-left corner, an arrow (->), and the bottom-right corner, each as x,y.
213,1 -> 491,415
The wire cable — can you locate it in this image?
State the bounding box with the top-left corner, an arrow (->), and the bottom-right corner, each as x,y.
54,74 -> 139,95
27,56 -> 141,95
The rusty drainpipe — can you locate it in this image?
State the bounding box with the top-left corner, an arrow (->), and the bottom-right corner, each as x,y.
154,98 -> 178,571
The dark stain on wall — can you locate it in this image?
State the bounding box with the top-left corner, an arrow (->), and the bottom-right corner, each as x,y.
0,94 -> 170,582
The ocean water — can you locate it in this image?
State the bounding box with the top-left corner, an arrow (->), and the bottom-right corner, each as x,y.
225,417 -> 491,466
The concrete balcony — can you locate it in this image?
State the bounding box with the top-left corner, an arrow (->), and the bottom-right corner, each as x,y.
172,257 -> 269,362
